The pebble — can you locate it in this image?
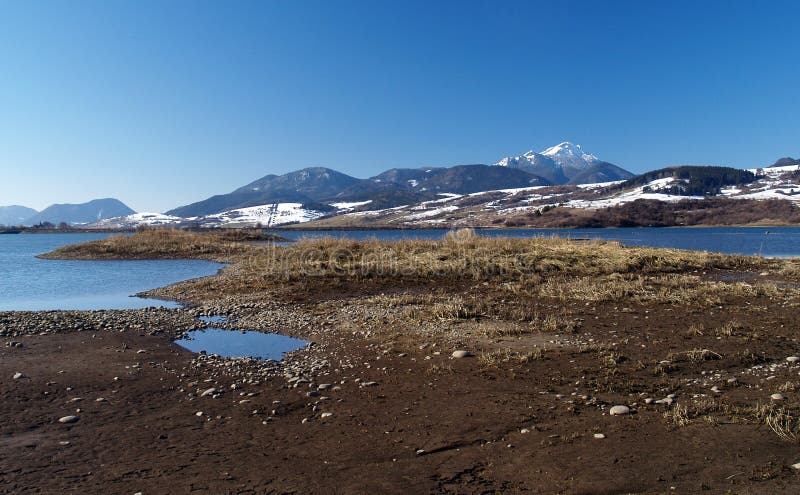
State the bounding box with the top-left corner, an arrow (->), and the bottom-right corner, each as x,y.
195,411 -> 204,417
771,393 -> 785,401
58,415 -> 79,424
787,356 -> 800,364
318,383 -> 332,391
13,372 -> 25,380
609,405 -> 631,416
320,412 -> 333,418
200,387 -> 217,397
452,350 -> 472,359
710,386 -> 721,394
792,462 -> 800,470
593,433 -> 606,439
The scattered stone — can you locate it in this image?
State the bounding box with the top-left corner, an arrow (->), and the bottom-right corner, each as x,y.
787,356 -> 800,364
452,350 -> 472,359
361,381 -> 379,387
771,393 -> 785,401
609,405 -> 631,416
195,411 -> 204,417
13,372 -> 25,380
200,387 -> 217,397
320,412 -> 333,418
318,383 -> 332,391
593,433 -> 606,439
792,462 -> 800,471
58,415 -> 79,424
520,428 -> 531,434
96,397 -> 107,402
710,386 -> 721,394
644,398 -> 654,405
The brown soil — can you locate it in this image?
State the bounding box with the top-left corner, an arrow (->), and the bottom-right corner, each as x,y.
3,233 -> 800,494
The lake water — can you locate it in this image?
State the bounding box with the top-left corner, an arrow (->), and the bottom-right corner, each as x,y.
2,227 -> 799,313
0,233 -> 224,311
278,227 -> 800,258
174,327 -> 307,360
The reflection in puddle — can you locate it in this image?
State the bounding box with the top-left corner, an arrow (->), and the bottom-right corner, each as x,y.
174,328 -> 307,361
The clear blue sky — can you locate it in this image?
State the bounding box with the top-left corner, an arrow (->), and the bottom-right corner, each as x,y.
1,0 -> 799,212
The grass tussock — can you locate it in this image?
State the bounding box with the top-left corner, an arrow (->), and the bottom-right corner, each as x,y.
478,348 -> 545,367
238,233 -> 767,284
39,229 -> 257,261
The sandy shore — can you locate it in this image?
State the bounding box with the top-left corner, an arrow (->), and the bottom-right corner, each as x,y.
3,231 -> 800,493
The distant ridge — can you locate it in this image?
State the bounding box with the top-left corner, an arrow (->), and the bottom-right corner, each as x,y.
24,198 -> 134,225
166,167 -> 360,218
770,157 -> 800,167
0,205 -> 38,226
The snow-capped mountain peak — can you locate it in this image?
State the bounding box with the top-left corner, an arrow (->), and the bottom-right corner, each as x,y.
540,142 -> 599,170
494,141 -> 617,184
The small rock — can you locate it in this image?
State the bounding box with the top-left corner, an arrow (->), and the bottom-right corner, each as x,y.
771,393 -> 785,401
710,386 -> 721,394
200,387 -> 217,397
787,356 -> 800,364
195,411 -> 204,417
58,415 -> 79,424
792,462 -> 800,470
318,384 -> 332,391
452,350 -> 472,359
13,372 -> 25,380
320,412 -> 333,418
593,433 -> 606,439
609,405 -> 631,416
361,381 -> 379,387
644,398 -> 654,404
520,428 -> 530,434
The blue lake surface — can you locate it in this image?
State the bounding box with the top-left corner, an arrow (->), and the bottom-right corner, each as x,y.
279,227 -> 800,258
2,227 -> 799,312
0,233 -> 224,311
174,328 -> 307,360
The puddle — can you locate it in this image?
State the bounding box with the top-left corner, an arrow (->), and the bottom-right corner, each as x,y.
174,328 -> 307,360
198,315 -> 228,325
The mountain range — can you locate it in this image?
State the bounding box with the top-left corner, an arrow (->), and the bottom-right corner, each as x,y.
166,142 -> 634,218
0,205 -> 39,226
0,199 -> 134,226
4,142 -> 799,228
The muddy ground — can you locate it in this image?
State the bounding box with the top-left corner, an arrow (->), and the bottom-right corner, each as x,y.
3,234 -> 800,494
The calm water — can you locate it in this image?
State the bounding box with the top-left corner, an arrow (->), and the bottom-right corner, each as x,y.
278,227 -> 800,257
174,328 -> 307,360
0,233 -> 224,311
2,228 -> 799,312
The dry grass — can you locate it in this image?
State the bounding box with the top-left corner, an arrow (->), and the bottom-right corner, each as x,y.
236,233 -> 767,284
478,348 -> 545,367
668,348 -> 723,364
40,229 -> 256,261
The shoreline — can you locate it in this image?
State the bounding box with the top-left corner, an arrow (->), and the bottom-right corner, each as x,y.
4,230 -> 800,493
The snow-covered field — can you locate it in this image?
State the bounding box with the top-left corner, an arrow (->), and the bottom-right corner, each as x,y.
191,203 -> 327,227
